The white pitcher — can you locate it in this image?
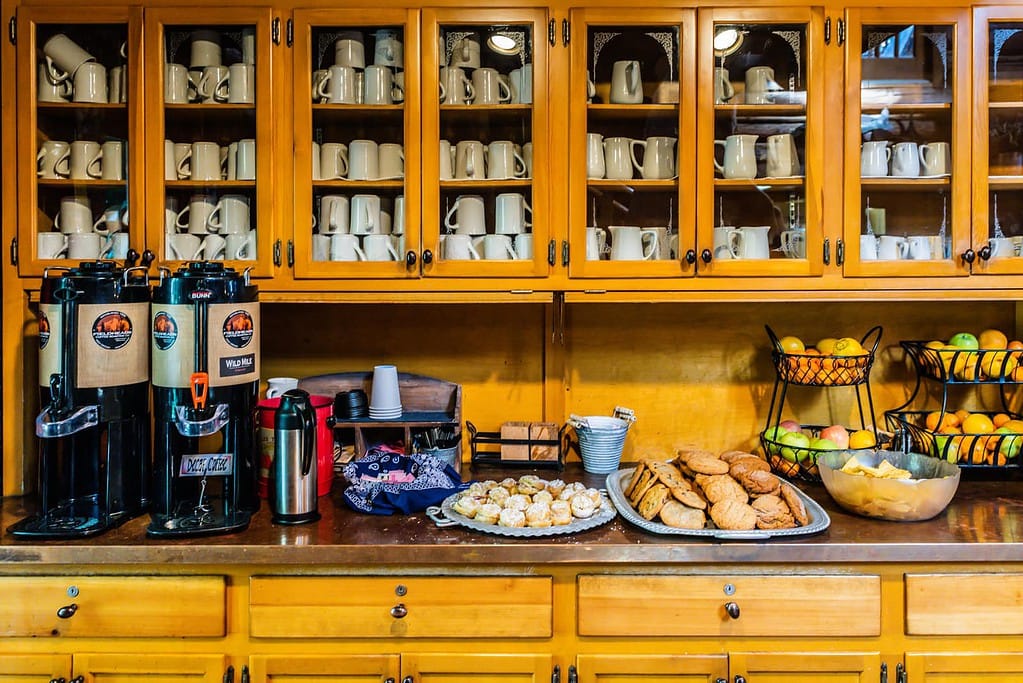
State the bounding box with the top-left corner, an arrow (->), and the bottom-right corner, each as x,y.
610,60 -> 642,104
729,225 -> 771,259
609,226 -> 658,261
714,134 -> 757,179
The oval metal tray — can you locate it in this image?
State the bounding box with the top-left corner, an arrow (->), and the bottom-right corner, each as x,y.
605,467 -> 830,540
426,491 -> 617,538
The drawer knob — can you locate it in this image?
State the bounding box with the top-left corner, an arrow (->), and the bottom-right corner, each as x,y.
390,603 -> 408,619
724,601 -> 740,619
56,603 -> 78,619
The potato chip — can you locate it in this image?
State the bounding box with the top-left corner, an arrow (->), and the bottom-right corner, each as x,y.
839,455 -> 913,480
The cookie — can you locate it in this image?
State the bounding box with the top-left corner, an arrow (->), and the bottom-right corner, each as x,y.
671,486 -> 707,510
699,474 -> 749,504
729,457 -> 772,478
647,460 -> 691,490
623,461 -> 649,499
780,482 -> 809,526
735,469 -> 782,496
637,483 -> 671,520
686,453 -> 730,475
628,469 -> 658,506
755,510 -> 796,530
659,500 -> 707,529
719,450 -> 759,464
750,494 -> 787,516
709,498 -> 758,531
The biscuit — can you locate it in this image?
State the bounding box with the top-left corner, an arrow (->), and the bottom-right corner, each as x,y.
623,462 -> 648,498
735,469 -> 782,496
638,483 -> 671,520
750,494 -> 787,516
659,500 -> 707,529
628,469 -> 658,506
755,511 -> 796,530
699,474 -> 749,504
719,450 -> 759,464
780,482 -> 809,526
729,457 -> 772,478
675,448 -> 716,465
709,498 -> 758,531
671,487 -> 707,510
647,460 -> 691,490
686,453 -> 730,475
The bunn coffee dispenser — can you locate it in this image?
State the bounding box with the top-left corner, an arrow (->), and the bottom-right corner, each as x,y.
271,389 -> 320,525
148,262 -> 260,537
9,262 -> 151,539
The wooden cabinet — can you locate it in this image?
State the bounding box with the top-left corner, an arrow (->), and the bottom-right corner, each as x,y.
575,653 -> 880,683
249,653 -> 552,683
0,655 -> 71,683
905,653 -> 1023,681
905,573 -> 1023,635
73,654 -> 228,683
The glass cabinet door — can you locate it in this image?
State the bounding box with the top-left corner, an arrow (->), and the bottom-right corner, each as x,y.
696,8 -> 824,277
16,7 -> 143,276
842,9 -> 970,277
568,9 -> 696,279
292,9 -> 420,280
421,9 -> 550,278
144,8 -> 274,276
973,7 -> 1023,276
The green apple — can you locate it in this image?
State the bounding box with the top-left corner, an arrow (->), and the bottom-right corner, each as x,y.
809,437 -> 839,451
995,427 -> 1022,459
948,332 -> 980,350
778,431 -> 811,462
934,434 -> 958,462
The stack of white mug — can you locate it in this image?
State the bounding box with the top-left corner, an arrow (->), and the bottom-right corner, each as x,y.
312,194 -> 405,262
164,29 -> 255,104
38,33 -> 126,104
313,29 -> 404,105
860,140 -> 950,178
312,140 -> 403,181
587,134 -> 677,180
39,196 -> 129,260
164,139 -> 255,181
439,139 -> 532,180
38,139 -> 126,182
440,33 -> 532,105
167,193 -> 256,261
440,193 -> 532,261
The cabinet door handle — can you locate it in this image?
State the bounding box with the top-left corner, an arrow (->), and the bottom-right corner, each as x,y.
836,238 -> 845,266
402,677 -> 413,683
56,603 -> 78,619
823,238 -> 831,265
724,601 -> 740,619
422,249 -> 433,265
684,249 -> 696,265
551,665 -> 560,683
837,18 -> 846,46
562,19 -> 570,46
548,19 -> 556,46
734,677 -> 747,683
286,18 -> 294,47
979,245 -> 992,261
273,239 -> 282,266
548,239 -> 556,266
390,603 -> 408,618
881,662 -> 888,683
568,665 -> 578,683
562,240 -> 569,267
700,248 -> 712,264
9,236 -> 17,266
824,17 -> 831,45
272,17 -> 281,45
961,248 -> 976,265
287,240 -> 295,267
405,250 -> 417,268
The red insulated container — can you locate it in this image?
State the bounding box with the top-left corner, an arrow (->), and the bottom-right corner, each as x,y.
257,394 -> 334,497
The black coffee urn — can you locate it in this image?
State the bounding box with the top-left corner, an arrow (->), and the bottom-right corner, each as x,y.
9,262 -> 152,539
148,262 -> 260,537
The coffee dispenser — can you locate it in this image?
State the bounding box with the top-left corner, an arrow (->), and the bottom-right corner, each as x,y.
9,262 -> 151,539
148,262 -> 260,537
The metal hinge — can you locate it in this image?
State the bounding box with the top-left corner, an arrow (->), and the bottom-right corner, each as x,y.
548,238 -> 556,265
9,236 -> 17,266
561,240 -> 569,266
823,237 -> 831,266
273,239 -> 282,266
272,17 -> 281,45
286,18 -> 293,47
8,16 -> 15,45
837,18 -> 846,46
548,19 -> 555,47
287,239 -> 294,267
824,17 -> 831,45
562,19 -> 570,46
836,238 -> 845,266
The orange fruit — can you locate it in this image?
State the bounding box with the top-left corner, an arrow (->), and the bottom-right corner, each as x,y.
994,413 -> 1012,428
979,329 -> 1009,350
961,413 -> 996,434
804,348 -> 821,356
1014,365 -> 1023,382
955,409 -> 971,425
1009,340 -> 1023,350
1003,419 -> 1023,433
848,429 -> 877,449
778,335 -> 805,354
926,411 -> 959,431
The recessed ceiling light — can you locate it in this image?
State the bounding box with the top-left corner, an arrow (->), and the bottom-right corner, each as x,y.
487,33 -> 520,55
713,28 -> 744,56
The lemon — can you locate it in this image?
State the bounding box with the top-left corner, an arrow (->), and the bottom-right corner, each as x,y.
778,335 -> 805,353
832,337 -> 866,356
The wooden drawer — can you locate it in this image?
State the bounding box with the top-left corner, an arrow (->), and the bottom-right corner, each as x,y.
249,576 -> 552,638
906,573 -> 1023,635
577,574 -> 880,637
0,575 -> 226,638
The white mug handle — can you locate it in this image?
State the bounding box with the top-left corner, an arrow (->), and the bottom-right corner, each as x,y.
45,56 -> 70,84
728,229 -> 742,259
92,215 -> 109,235
463,78 -> 476,104
36,148 -> 46,176
524,201 -> 533,228
444,199 -> 460,231
513,151 -> 527,178
175,205 -> 191,230
214,74 -> 230,102
713,140 -> 726,175
439,80 -> 446,103
499,77 -> 512,103
316,73 -> 332,101
176,149 -> 192,178
87,150 -> 103,179
630,139 -> 646,175
641,230 -> 658,260
207,204 -> 224,232
354,243 -> 368,261
467,241 -> 481,260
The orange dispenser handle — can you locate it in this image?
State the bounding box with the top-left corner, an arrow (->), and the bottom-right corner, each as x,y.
190,372 -> 209,410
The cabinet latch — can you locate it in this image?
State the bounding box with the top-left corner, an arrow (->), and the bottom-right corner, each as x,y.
286,18 -> 294,47
562,19 -> 570,47
273,239 -> 282,266
561,240 -> 569,267
287,240 -> 295,267
548,239 -> 556,266
8,16 -> 15,45
272,17 -> 281,46
823,238 -> 831,266
836,238 -> 845,266
837,18 -> 846,46
824,17 -> 831,45
9,236 -> 16,266
548,19 -> 556,47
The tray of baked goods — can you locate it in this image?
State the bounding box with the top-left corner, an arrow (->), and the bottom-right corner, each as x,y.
426,474 -> 616,537
606,450 -> 830,540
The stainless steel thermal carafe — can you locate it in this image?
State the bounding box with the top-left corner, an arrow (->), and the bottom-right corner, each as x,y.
271,388 -> 319,524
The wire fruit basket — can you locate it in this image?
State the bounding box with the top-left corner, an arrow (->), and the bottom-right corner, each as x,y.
767,325 -> 882,386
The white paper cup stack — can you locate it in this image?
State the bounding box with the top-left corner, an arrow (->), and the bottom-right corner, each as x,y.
576,416 -> 629,474
369,364 -> 402,419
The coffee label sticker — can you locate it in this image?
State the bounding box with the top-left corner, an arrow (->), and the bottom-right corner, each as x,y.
179,452 -> 234,477
91,311 -> 133,350
39,311 -> 51,349
152,311 -> 179,351
220,353 -> 256,377
222,310 -> 254,348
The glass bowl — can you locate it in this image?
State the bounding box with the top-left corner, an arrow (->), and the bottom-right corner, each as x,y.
817,450 -> 961,522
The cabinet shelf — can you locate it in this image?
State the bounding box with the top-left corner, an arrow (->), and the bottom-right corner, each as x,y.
440,104 -> 531,113
859,176 -> 951,191
37,179 -> 127,189
37,102 -> 126,111
440,179 -> 531,190
587,179 -> 677,191
713,103 -> 806,117
988,175 -> 1023,189
714,177 -> 805,191
988,101 -> 1023,110
861,103 -> 951,115
312,104 -> 403,114
165,180 -> 257,190
315,179 -> 405,190
165,103 -> 256,111
587,103 -> 677,120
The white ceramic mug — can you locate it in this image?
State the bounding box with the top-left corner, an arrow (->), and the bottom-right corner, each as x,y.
42,34 -> 95,84
320,142 -> 349,180
730,225 -> 771,259
348,140 -> 379,180
102,233 -> 129,260
69,140 -> 102,180
312,69 -> 330,103
220,230 -> 250,260
486,140 -> 526,179
190,29 -> 222,68
891,142 -> 921,177
208,194 -> 251,234
100,140 -> 124,181
241,27 -> 256,65
471,67 -> 511,105
350,194 -> 382,235
329,233 -> 366,261
779,229 -> 806,258
265,377 -> 300,399
236,138 -> 256,181
713,226 -> 736,260
364,233 -> 400,261
319,194 -> 350,234
877,235 -> 907,260
67,232 -> 102,259
164,63 -> 191,103
175,193 -> 218,235
440,66 -> 474,105
167,234 -> 202,260
197,65 -> 230,103
907,235 -> 933,260
449,34 -> 481,69
444,194 -> 486,235
988,236 -> 1017,259
920,141 -> 950,176
108,65 -> 126,104
860,234 -> 879,260
201,233 -> 227,260
744,66 -> 776,104
378,143 -> 404,179
392,71 -> 405,103
509,64 -> 532,104
603,137 -> 634,180
373,29 -> 403,68
861,140 -> 891,177
95,202 -> 128,236
766,133 -> 799,177
514,233 -> 533,261
393,195 -> 405,235
334,32 -> 366,70
455,140 -> 486,179
37,63 -> 72,102
610,60 -> 642,104
438,139 -> 454,180
479,234 -> 517,260
37,140 -> 71,179
714,134 -> 757,179
442,233 -> 481,260
178,141 -> 224,181
311,233 -> 330,261
38,232 -> 69,260
173,142 -> 192,179
609,226 -> 657,261
585,226 -> 607,260
495,193 -> 532,235
631,136 -> 676,179
587,133 -> 605,179
71,62 -> 107,103
363,64 -> 394,105
164,196 -> 179,234
647,227 -> 671,260
714,67 -> 734,104
228,62 -> 254,104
